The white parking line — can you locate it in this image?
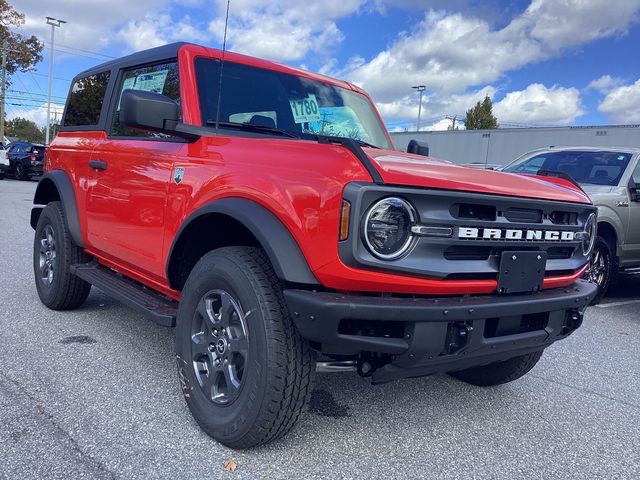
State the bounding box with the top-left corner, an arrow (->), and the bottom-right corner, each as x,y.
596,299 -> 640,308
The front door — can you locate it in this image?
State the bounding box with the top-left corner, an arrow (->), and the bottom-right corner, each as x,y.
85,60 -> 184,280
626,158 -> 640,263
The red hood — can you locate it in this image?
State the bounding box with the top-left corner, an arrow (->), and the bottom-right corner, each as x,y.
365,149 -> 591,204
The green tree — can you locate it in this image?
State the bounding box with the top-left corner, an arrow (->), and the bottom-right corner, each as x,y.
0,1 -> 44,84
464,95 -> 499,130
6,117 -> 44,142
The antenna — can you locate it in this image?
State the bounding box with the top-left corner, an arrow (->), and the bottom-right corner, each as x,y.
215,0 -> 231,129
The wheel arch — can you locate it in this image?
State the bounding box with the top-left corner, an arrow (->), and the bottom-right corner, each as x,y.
31,170 -> 84,248
166,198 -> 318,291
597,220 -> 618,249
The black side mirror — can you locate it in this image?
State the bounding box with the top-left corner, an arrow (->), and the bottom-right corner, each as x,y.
120,90 -> 200,140
407,139 -> 429,157
629,178 -> 640,202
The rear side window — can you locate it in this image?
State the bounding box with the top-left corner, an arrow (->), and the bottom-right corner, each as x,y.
110,61 -> 180,138
64,71 -> 111,126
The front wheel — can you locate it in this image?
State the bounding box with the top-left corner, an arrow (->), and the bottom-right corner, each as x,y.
175,246 -> 315,449
583,236 -> 614,305
449,350 -> 543,386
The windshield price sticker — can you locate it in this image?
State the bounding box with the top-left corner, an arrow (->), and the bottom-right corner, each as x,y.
289,94 -> 321,124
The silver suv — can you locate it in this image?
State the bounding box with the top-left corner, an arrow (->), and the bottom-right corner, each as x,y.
504,147 -> 640,303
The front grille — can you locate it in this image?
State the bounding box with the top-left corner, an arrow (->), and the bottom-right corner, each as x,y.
504,207 -> 542,223
547,247 -> 575,260
444,245 -> 491,261
550,211 -> 578,225
451,203 -> 497,221
341,183 -> 596,282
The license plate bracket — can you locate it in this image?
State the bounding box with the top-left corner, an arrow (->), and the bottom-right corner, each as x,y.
497,251 -> 547,294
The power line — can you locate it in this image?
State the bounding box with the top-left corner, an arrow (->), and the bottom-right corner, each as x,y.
7,89 -> 66,100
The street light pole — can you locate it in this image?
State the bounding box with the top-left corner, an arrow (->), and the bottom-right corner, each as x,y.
45,17 -> 66,145
412,85 -> 425,132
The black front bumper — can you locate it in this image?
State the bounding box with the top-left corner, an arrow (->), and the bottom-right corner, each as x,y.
284,280 -> 597,383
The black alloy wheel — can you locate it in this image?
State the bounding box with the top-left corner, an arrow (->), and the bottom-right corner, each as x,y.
191,289 -> 249,405
38,224 -> 57,286
583,235 -> 614,305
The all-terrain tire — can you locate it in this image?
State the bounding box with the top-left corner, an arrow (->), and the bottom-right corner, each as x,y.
175,246 -> 315,449
33,201 -> 91,310
449,350 -> 543,386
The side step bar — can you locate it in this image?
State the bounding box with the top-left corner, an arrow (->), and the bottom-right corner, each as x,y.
71,263 -> 177,327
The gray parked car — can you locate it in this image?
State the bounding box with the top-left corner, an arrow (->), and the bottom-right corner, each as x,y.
503,147 -> 640,303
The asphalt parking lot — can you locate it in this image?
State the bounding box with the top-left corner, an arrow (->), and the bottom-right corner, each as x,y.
1,178 -> 639,480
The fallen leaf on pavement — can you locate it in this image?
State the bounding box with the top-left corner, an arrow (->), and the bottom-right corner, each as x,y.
223,460 -> 237,472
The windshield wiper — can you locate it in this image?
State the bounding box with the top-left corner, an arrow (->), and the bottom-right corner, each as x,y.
312,134 -> 380,149
205,120 -> 300,139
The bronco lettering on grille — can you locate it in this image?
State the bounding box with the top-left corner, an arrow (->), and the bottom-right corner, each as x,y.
458,227 -> 575,241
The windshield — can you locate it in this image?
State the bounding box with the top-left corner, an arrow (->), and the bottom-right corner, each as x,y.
503,150 -> 633,186
195,58 -> 392,149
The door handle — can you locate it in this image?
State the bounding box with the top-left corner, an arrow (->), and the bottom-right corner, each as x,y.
89,159 -> 108,171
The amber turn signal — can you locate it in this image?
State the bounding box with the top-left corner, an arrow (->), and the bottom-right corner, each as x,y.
339,200 -> 351,241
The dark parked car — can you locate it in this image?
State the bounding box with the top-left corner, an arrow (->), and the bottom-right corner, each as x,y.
7,141 -> 46,180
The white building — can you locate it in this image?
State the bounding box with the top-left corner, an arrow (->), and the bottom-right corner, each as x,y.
390,124 -> 640,166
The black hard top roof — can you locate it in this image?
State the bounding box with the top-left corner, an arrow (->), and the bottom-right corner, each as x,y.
72,42 -> 192,81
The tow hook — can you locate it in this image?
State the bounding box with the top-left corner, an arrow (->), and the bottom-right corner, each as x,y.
447,322 -> 473,354
562,309 -> 583,334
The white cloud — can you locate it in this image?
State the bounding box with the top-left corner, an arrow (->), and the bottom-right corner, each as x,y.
117,14 -> 210,51
586,75 -> 625,94
18,0 -> 172,51
494,83 -> 584,125
422,118 -> 464,131
337,0 -> 640,106
8,103 -> 65,128
376,86 -> 496,123
598,79 -> 640,123
208,0 -> 365,62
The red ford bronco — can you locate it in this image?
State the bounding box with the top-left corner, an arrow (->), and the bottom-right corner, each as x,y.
32,42 -> 598,448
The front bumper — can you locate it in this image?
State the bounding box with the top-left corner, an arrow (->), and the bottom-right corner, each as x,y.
284,280 -> 597,383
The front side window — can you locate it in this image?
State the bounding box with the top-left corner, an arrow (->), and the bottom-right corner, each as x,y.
64,71 -> 110,126
195,58 -> 392,149
504,151 -> 633,186
110,61 -> 180,138
632,160 -> 640,185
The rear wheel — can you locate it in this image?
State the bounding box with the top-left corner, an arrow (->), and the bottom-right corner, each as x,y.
175,246 -> 315,449
449,350 -> 543,386
583,235 -> 614,305
13,161 -> 26,180
33,202 -> 91,310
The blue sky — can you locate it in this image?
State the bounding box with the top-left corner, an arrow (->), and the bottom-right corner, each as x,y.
8,0 -> 640,131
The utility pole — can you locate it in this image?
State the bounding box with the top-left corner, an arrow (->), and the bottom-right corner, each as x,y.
45,17 -> 66,145
412,85 -> 426,132
0,39 -> 7,146
446,115 -> 457,130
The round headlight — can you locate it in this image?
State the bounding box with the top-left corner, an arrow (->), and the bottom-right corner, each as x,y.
363,197 -> 416,260
583,213 -> 597,256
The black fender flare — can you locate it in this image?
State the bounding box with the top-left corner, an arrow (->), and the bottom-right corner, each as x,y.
31,170 -> 84,248
167,198 -> 318,288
